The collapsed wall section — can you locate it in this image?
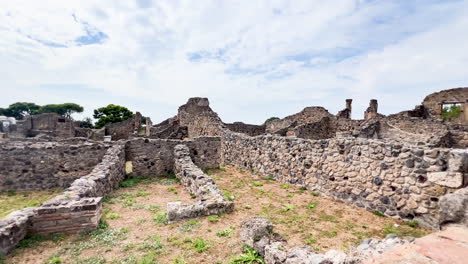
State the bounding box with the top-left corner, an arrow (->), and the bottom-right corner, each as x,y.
222,132 -> 467,227
0,141 -> 109,191
167,144 -> 233,222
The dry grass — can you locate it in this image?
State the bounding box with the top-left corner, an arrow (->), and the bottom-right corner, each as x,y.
6,166 -> 431,264
0,189 -> 62,219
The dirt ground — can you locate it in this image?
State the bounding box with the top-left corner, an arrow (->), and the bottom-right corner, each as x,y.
5,166 -> 430,264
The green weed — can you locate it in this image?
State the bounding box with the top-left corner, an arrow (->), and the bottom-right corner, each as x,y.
153,213 -> 168,225
230,246 -> 264,264
192,238 -> 210,253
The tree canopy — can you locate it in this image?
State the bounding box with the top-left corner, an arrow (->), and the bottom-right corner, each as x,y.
2,102 -> 41,120
78,117 -> 94,128
1,102 -> 84,120
93,104 -> 133,129
38,103 -> 84,118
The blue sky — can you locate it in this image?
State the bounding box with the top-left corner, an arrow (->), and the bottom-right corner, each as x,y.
1,0 -> 467,124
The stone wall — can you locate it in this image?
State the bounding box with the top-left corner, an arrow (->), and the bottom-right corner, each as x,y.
167,145 -> 234,222
222,131 -> 468,227
0,141 -> 109,191
14,113 -> 76,138
105,112 -> 142,140
265,106 -> 333,134
224,122 -> 266,136
125,136 -> 221,177
0,144 -> 126,254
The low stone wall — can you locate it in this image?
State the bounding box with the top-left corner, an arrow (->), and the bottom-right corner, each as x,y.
0,144 -> 126,255
0,208 -> 35,255
222,131 -> 468,227
0,141 -> 109,191
167,145 -> 233,222
125,137 -> 221,177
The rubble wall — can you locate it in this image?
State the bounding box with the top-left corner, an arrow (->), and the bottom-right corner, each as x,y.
0,142 -> 109,191
224,122 -> 266,136
125,136 -> 221,177
105,112 -> 142,140
222,132 -> 468,227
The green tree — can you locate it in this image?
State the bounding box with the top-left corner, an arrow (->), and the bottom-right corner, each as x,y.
38,103 -> 84,118
93,104 -> 133,129
441,105 -> 462,120
0,108 -> 4,116
78,117 -> 94,128
3,102 -> 41,119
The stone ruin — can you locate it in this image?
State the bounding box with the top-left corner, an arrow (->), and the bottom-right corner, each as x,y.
1,87 -> 467,263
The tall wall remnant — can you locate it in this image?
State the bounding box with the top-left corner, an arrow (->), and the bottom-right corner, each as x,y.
105,112 -> 142,140
337,99 -> 353,119
15,113 -> 76,138
364,99 -> 381,120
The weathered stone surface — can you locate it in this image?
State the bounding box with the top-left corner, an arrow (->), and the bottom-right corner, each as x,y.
439,187 -> 468,226
222,131 -> 468,227
167,144 -> 233,222
125,137 -> 221,177
0,141 -> 109,191
240,217 -> 273,248
427,172 -> 463,188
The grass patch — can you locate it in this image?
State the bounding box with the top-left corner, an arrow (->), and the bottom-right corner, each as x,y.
320,230 -> 338,238
216,229 -> 233,237
223,191 -> 235,201
192,237 -> 210,253
372,211 -> 385,217
180,219 -> 198,233
279,184 -> 290,189
203,167 -> 226,175
107,213 -> 120,220
167,186 -> 178,194
17,233 -> 65,248
153,213 -> 168,225
405,220 -> 419,228
382,224 -> 428,238
0,189 -> 61,218
119,176 -> 150,188
306,202 -> 317,210
208,215 -> 220,222
252,182 -> 263,187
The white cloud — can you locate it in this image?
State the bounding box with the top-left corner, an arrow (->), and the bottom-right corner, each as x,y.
1,0 -> 467,123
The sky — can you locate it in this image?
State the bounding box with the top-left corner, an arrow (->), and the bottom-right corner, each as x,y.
1,0 -> 467,124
